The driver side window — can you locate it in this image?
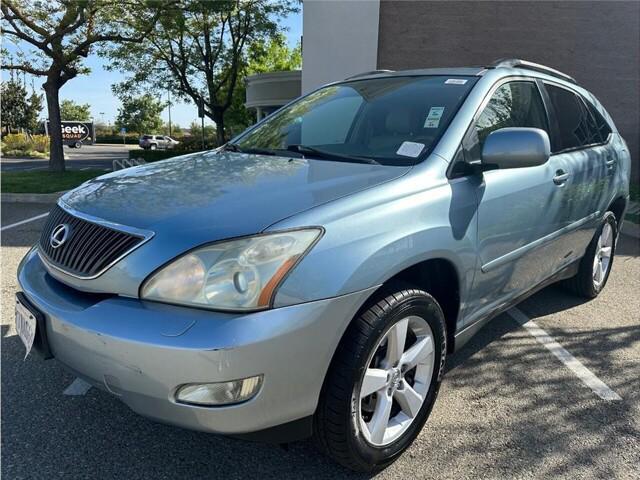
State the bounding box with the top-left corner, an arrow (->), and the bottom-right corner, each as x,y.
468,81 -> 548,160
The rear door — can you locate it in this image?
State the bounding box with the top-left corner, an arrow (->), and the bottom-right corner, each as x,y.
540,82 -> 610,262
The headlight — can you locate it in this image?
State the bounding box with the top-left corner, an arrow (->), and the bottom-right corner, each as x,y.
141,228 -> 322,311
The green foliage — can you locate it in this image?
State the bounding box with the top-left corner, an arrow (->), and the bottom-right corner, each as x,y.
95,135 -> 139,144
174,135 -> 218,152
115,94 -> 165,135
1,133 -> 49,157
188,120 -> 216,139
225,34 -> 302,136
1,79 -> 43,132
60,99 -> 92,121
106,0 -> 298,144
2,169 -> 106,193
1,0 -> 167,171
247,33 -> 302,74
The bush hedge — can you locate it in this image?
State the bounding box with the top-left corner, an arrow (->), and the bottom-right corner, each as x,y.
1,133 -> 49,158
95,135 -> 139,145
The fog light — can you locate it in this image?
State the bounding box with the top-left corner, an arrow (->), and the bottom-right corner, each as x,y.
175,375 -> 263,406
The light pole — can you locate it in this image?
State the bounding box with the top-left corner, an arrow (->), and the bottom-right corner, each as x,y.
167,89 -> 172,137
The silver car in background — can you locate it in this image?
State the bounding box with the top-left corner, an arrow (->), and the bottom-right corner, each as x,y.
16,59 -> 630,472
139,134 -> 179,150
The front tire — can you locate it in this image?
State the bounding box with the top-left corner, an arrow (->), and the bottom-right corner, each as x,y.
314,286 -> 447,472
564,212 -> 617,298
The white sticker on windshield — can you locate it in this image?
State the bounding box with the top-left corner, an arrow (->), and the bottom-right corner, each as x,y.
396,141 -> 425,158
424,106 -> 445,128
445,78 -> 468,85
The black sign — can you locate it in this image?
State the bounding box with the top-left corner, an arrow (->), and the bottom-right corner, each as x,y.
197,99 -> 205,118
46,121 -> 95,145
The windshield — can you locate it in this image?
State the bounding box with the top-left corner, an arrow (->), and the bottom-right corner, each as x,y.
234,76 -> 477,166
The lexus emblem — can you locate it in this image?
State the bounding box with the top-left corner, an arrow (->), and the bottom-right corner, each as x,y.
50,224 -> 71,249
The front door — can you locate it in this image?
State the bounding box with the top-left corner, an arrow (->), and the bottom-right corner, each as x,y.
463,80 -> 569,322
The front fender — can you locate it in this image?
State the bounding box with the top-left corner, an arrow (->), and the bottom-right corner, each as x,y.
271,161 -> 480,317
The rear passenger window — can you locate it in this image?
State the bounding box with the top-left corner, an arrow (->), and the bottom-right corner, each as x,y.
545,84 -> 602,152
474,81 -> 548,147
585,100 -> 612,142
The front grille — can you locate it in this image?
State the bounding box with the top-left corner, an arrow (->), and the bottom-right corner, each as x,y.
39,205 -> 145,278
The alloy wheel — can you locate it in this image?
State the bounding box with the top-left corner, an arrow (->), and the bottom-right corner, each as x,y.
357,315 -> 435,447
592,223 -> 613,289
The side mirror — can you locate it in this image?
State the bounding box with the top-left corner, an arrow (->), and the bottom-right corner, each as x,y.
481,127 -> 550,169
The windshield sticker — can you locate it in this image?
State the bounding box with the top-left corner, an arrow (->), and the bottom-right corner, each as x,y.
445,78 -> 468,85
424,106 -> 445,128
396,141 -> 425,158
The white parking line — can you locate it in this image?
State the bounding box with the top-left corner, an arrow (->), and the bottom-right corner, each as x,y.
0,213 -> 49,232
508,307 -> 622,401
63,378 -> 92,396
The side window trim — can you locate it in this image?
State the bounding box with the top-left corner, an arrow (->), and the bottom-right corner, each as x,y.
448,76 -> 548,178
540,80 -> 611,155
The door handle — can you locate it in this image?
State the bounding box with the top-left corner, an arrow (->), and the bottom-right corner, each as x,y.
605,157 -> 616,167
553,170 -> 570,185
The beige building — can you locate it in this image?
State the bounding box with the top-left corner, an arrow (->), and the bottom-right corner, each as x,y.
302,0 -> 639,181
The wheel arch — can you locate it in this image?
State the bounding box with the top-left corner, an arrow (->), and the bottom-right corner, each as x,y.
607,195 -> 627,227
349,257 -> 461,354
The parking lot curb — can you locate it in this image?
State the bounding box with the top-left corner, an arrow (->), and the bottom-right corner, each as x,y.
1,192 -> 65,204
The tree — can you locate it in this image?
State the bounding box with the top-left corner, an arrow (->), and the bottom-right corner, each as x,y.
1,78 -> 43,133
247,33 -> 301,74
224,33 -> 301,135
108,0 -> 297,146
1,1 -> 166,171
60,99 -> 91,121
115,94 -> 165,135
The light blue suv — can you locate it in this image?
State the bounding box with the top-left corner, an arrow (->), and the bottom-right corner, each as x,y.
16,59 -> 630,472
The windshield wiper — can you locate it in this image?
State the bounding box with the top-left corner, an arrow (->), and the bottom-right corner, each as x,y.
286,145 -> 379,165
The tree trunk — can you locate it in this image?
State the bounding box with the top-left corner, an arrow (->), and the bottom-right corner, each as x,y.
213,109 -> 226,146
43,82 -> 65,172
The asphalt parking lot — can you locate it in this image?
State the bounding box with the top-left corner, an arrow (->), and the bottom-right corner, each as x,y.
1,144 -> 138,172
2,201 -> 639,479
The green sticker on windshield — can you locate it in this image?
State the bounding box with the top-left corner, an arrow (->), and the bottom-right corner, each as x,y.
424,107 -> 445,128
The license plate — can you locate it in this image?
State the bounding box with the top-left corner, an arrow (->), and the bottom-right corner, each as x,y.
16,297 -> 37,358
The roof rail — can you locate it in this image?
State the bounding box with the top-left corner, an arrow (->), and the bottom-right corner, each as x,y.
345,69 -> 394,80
489,58 -> 577,84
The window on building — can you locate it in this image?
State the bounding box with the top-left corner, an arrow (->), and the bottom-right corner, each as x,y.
545,84 -> 602,152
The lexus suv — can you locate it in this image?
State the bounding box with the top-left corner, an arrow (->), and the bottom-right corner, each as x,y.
139,134 -> 179,150
16,59 -> 630,472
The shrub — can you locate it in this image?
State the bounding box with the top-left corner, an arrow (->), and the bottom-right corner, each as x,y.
95,135 -> 139,145
1,133 -> 49,157
174,136 -> 218,153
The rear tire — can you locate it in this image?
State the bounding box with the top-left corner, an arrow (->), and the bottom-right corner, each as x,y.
314,286 -> 447,472
564,212 -> 617,298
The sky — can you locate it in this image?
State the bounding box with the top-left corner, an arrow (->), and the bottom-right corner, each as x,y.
3,10 -> 302,129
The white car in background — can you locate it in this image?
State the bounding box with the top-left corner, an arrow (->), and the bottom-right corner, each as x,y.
139,134 -> 179,150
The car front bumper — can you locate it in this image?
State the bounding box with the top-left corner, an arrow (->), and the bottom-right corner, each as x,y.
18,248 -> 376,440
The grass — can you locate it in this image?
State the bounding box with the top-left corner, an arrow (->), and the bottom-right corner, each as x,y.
1,169 -> 106,194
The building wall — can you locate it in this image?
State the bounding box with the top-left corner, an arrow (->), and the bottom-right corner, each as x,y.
302,0 -> 380,93
377,0 -> 640,182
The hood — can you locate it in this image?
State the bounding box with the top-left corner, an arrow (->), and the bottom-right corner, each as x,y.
61,150 -> 410,241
